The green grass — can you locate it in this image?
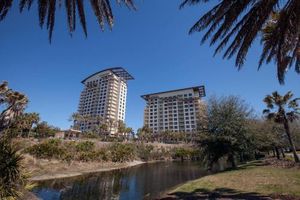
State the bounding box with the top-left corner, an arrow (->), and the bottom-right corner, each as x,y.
171,161 -> 300,198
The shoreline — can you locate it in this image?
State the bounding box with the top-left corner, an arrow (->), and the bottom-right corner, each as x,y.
29,160 -> 145,182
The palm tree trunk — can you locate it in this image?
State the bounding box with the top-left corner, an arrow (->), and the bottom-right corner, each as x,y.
283,118 -> 299,162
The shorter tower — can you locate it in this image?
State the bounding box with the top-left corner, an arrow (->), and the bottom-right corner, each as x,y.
141,86 -> 206,134
77,67 -> 134,135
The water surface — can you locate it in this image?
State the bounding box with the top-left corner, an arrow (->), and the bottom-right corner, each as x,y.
33,161 -> 208,200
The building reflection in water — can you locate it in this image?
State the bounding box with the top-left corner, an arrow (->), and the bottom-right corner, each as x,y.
34,161 -> 208,200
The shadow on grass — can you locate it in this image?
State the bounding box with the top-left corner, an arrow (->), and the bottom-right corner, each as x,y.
160,187 -> 272,200
236,160 -> 269,170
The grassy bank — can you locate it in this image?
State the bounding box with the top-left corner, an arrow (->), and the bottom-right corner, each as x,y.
15,138 -> 197,181
162,160 -> 300,200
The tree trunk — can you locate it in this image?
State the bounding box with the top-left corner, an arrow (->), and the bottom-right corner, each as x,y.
283,118 -> 299,163
275,146 -> 280,160
272,148 -> 276,157
228,153 -> 236,168
280,148 -> 285,158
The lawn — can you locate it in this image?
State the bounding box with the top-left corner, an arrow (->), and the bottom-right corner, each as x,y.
163,160 -> 300,199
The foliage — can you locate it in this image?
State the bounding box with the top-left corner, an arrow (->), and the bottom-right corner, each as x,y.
25,139 -> 66,159
198,96 -> 254,169
136,144 -> 154,161
173,148 -> 192,160
137,126 -> 152,142
81,131 -> 99,139
0,81 -> 28,134
0,139 -> 29,199
263,91 -> 300,162
7,112 -> 40,138
0,1 -> 135,42
33,121 -> 60,138
109,143 -> 136,162
75,141 -> 95,152
180,0 -> 300,84
0,82 -> 29,199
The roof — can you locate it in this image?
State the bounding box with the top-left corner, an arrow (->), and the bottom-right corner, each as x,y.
141,85 -> 206,100
81,67 -> 134,83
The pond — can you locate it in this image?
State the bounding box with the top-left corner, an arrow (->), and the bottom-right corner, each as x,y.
33,161 -> 208,200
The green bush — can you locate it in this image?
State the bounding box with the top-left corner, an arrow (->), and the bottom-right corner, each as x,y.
81,132 -> 99,139
76,149 -> 109,162
136,144 -> 154,161
75,141 -> 95,152
109,143 -> 135,162
172,148 -> 191,160
25,139 -> 66,159
77,151 -> 99,162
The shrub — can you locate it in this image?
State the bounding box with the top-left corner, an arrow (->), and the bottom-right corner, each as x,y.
76,149 -> 109,162
25,139 -> 66,159
75,141 -> 95,152
77,151 -> 99,162
81,132 -> 99,139
109,143 -> 135,162
172,148 -> 191,160
136,144 -> 154,161
97,149 -> 109,161
0,139 -> 29,199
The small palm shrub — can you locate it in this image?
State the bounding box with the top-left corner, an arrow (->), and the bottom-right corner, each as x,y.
0,139 -> 30,200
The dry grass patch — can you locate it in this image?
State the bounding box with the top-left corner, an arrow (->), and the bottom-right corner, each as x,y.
172,161 -> 300,198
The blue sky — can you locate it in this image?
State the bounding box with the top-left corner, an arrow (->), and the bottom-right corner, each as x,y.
1,0 -> 299,131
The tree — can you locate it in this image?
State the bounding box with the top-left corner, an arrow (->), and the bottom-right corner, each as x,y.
0,81 -> 30,199
117,120 -> 127,137
107,118 -> 117,136
199,96 -> 254,169
248,119 -> 286,159
263,91 -> 300,162
137,125 -> 152,143
180,0 -> 300,84
12,112 -> 40,137
0,81 -> 28,133
33,121 -> 60,138
0,0 -> 135,42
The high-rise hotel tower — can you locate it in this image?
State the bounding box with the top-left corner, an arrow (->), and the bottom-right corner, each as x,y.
77,67 -> 134,134
142,86 -> 206,134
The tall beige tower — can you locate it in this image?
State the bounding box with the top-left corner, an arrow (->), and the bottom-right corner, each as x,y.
142,86 -> 206,134
77,67 -> 134,135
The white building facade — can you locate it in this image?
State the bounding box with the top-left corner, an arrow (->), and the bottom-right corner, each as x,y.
77,67 -> 133,134
142,86 -> 206,134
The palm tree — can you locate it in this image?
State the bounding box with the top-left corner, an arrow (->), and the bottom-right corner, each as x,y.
16,112 -> 40,137
0,82 -> 30,199
0,0 -> 135,42
180,0 -> 300,84
263,91 -> 300,162
0,81 -> 28,134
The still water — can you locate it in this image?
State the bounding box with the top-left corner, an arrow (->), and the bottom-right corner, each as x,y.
33,161 -> 208,200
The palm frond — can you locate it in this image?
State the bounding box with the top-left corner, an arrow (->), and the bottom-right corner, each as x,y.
181,0 -> 300,84
1,0 -> 136,42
